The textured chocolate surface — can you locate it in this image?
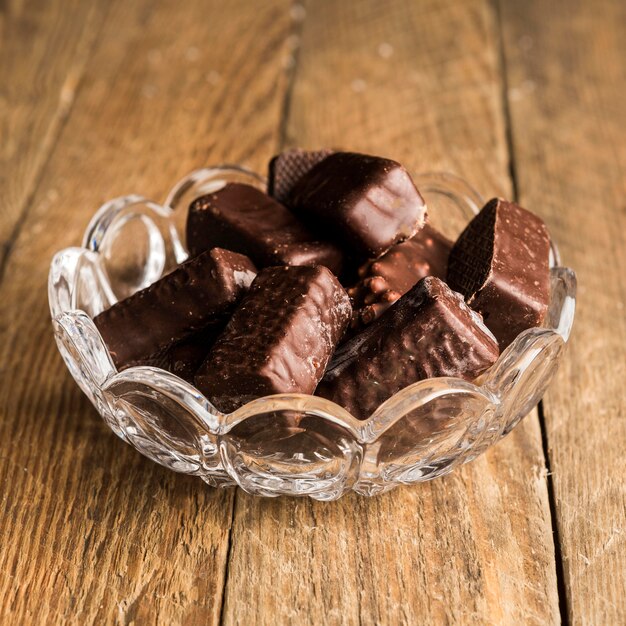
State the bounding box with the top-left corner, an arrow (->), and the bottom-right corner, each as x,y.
195,265 -> 352,412
186,183 -> 343,274
349,223 -> 452,327
142,326 -> 222,383
288,152 -> 427,259
447,198 -> 550,350
316,277 -> 499,420
268,148 -> 333,204
94,248 -> 257,369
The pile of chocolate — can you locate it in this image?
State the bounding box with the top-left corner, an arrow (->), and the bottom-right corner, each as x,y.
94,151 -> 551,419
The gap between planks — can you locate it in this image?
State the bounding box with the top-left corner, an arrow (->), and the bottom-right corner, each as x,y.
217,5 -> 306,623
494,1 -> 568,622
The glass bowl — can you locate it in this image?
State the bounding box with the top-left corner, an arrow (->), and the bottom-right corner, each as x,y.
48,167 -> 576,500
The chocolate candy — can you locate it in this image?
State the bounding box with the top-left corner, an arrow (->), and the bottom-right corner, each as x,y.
348,223 -> 452,327
316,277 -> 499,420
195,265 -> 352,412
288,152 -> 427,259
446,198 -> 550,350
94,248 -> 256,370
268,148 -> 333,204
186,183 -> 343,274
144,326 -> 221,383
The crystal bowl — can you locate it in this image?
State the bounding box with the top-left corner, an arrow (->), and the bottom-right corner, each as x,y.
48,167 -> 576,499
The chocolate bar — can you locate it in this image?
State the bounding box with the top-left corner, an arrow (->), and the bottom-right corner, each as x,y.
186,183 -> 343,274
349,223 -> 452,327
288,152 -> 427,259
94,248 -> 256,369
316,277 -> 499,420
195,265 -> 352,412
268,148 -> 333,204
446,198 -> 550,350
144,326 -> 221,383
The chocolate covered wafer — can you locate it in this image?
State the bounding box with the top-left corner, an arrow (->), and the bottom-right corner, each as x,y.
195,265 -> 352,412
186,183 -> 343,274
268,148 -> 333,204
94,248 -> 257,369
143,326 -> 222,383
349,223 -> 452,328
447,198 -> 550,350
288,152 -> 427,259
316,277 -> 499,420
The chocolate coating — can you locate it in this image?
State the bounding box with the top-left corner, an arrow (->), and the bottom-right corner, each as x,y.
94,248 -> 257,369
349,223 -> 452,327
268,148 -> 333,204
144,326 -> 222,383
316,277 -> 499,420
195,265 -> 352,412
186,183 -> 343,274
288,152 -> 427,259
447,198 -> 550,350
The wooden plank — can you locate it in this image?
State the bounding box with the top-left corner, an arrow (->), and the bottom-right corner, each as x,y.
0,0 -> 108,256
500,0 -> 626,623
221,1 -> 560,624
0,0 -> 291,623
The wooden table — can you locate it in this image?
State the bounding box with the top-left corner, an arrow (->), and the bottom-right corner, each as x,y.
1,1 -> 624,624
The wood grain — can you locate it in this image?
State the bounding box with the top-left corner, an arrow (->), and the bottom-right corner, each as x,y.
0,0 -> 292,623
500,0 -> 626,623
0,0 -> 108,261
221,2 -> 560,624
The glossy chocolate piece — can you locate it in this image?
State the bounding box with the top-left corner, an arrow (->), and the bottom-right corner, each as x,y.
94,248 -> 257,369
288,152 -> 427,259
348,223 -> 452,327
195,265 -> 352,412
268,148 -> 333,204
447,198 -> 550,350
316,277 -> 499,420
186,183 -> 343,274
